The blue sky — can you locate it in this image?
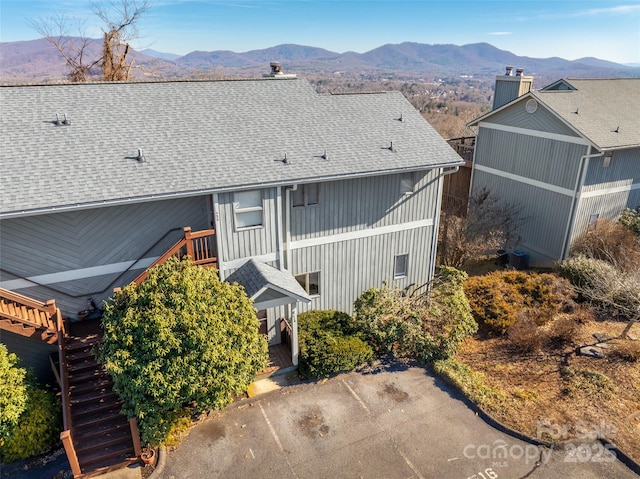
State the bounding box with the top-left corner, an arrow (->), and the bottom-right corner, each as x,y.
1,1 -> 639,64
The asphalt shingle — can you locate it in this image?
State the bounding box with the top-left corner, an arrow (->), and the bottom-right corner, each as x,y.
0,78 -> 463,217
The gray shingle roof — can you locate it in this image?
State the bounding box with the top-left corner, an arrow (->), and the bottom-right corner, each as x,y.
226,259 -> 310,303
0,78 -> 462,217
532,78 -> 640,150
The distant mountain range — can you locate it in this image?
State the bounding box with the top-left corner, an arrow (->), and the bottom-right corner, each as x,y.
1,37 -> 638,84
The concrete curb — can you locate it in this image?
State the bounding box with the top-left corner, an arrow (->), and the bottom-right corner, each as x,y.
433,367 -> 640,474
147,447 -> 166,479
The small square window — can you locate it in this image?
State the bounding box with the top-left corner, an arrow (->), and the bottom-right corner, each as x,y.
400,173 -> 415,195
588,213 -> 599,230
295,271 -> 320,296
603,153 -> 612,168
234,190 -> 263,229
394,254 -> 408,279
292,184 -> 319,207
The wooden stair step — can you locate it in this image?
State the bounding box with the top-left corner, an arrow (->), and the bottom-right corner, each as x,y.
69,377 -> 114,396
78,443 -> 136,473
67,358 -> 102,374
66,336 -> 101,351
66,348 -> 98,363
72,395 -> 123,418
76,430 -> 133,455
71,387 -> 118,405
73,407 -> 127,430
68,367 -> 110,384
73,420 -> 131,443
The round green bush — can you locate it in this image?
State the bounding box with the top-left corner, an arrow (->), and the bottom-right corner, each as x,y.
0,344 -> 28,443
0,387 -> 61,462
298,310 -> 373,379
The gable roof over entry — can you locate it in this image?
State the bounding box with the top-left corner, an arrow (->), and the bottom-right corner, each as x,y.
226,259 -> 311,310
0,77 -> 463,218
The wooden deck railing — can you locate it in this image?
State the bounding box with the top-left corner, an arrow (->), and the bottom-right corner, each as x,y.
280,317 -> 293,348
132,227 -> 217,284
0,288 -> 59,342
57,308 -> 82,477
447,136 -> 475,162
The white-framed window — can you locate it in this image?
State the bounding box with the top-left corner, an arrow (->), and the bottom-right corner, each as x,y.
588,213 -> 599,230
603,152 -> 612,168
400,173 -> 415,195
292,184 -> 319,208
394,254 -> 408,279
295,271 -> 320,296
234,190 -> 263,229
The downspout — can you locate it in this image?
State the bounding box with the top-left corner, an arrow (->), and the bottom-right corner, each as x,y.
275,187 -> 284,271
560,148 -> 604,261
429,165 -> 460,280
212,193 -> 226,280
284,184 -> 298,271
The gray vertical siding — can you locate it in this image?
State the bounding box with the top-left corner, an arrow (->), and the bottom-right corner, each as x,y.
291,227 -> 434,314
474,127 -> 583,190
486,99 -> 579,137
0,196 -> 210,315
216,188 -> 278,262
471,170 -> 573,263
290,170 -> 440,241
582,147 -> 640,191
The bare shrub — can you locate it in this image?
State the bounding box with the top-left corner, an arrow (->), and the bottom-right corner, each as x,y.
508,313 -> 543,353
570,219 -> 640,273
609,341 -> 640,362
547,314 -> 580,347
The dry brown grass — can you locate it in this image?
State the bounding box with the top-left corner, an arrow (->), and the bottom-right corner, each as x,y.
455,315 -> 640,463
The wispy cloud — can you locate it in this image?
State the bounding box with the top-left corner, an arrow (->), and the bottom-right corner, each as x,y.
577,4 -> 640,16
488,32 -> 512,36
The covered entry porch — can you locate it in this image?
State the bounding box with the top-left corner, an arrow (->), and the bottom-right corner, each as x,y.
226,259 -> 311,375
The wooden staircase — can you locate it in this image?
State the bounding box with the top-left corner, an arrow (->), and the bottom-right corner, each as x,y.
0,289 -> 59,343
63,320 -> 140,477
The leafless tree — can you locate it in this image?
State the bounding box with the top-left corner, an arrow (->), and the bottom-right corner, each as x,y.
437,188 -> 527,268
30,0 -> 150,82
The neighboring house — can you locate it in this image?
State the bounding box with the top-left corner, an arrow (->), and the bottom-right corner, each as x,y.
1,65 -> 462,364
467,69 -> 640,266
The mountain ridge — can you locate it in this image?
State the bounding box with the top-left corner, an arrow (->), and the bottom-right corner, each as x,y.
1,38 -> 637,83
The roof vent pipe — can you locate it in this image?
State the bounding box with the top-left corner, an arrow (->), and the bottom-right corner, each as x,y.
505,66 -> 513,76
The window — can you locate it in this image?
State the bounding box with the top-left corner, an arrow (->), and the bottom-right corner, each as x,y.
234,190 -> 263,229
292,184 -> 319,207
394,254 -> 408,279
588,213 -> 599,230
603,152 -> 612,168
295,271 -> 320,296
400,173 -> 415,195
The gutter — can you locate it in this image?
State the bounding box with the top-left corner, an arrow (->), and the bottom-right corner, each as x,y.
560,148 -> 604,260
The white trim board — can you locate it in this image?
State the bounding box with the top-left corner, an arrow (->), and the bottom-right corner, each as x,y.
289,218 -> 435,250
474,164 -> 575,197
0,257 -> 158,290
579,182 -> 640,199
478,122 -> 592,146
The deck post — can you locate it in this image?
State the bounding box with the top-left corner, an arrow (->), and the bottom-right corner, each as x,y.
61,430 -> 82,477
183,227 -> 194,260
129,417 -> 142,456
291,305 -> 299,366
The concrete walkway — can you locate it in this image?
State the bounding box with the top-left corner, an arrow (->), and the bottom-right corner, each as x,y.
160,365 -> 637,479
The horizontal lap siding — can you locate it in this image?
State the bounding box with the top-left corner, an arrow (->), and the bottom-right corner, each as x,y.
1,332 -> 57,383
0,196 -> 210,315
292,227 -> 433,314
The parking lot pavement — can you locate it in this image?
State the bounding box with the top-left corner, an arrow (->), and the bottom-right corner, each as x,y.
162,365 -> 638,479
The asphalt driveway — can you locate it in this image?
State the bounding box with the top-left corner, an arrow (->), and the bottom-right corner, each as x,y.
161,364 -> 637,479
